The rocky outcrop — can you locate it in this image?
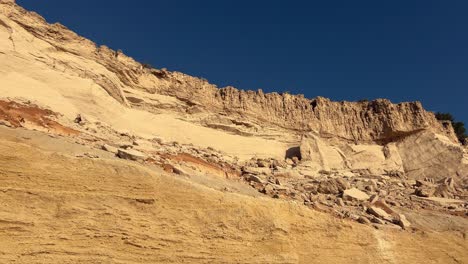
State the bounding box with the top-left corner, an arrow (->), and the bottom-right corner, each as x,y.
397,130 -> 468,181
300,134 -> 347,171
299,133 -> 405,175
0,0 -> 465,181
0,0 -> 458,144
212,91 -> 457,143
297,129 -> 467,180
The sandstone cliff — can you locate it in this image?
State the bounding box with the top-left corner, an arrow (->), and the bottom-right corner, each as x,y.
0,0 -> 457,144
0,2 -> 467,263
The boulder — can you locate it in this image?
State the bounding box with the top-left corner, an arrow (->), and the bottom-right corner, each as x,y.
442,177 -> 456,189
370,216 -> 385,225
273,169 -> 301,179
357,216 -> 371,225
434,185 -> 453,198
369,194 -> 379,204
271,159 -> 287,169
74,114 -> 87,125
317,178 -> 350,194
367,206 -> 390,221
102,144 -> 118,154
246,174 -> 265,184
343,188 -> 369,201
263,184 -> 275,194
172,165 -> 188,175
257,159 -> 270,168
373,200 -> 395,215
415,186 -> 435,197
414,180 -> 436,197
242,166 -> 271,175
117,149 -> 147,161
302,183 -> 318,194
394,214 -> 411,229
0,120 -> 12,127
336,198 -> 345,207
117,141 -> 134,149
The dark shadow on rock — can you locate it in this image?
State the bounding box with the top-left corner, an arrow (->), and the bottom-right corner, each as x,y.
285,146 -> 301,160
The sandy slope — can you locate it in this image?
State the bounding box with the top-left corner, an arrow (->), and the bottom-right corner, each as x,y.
0,132 -> 466,264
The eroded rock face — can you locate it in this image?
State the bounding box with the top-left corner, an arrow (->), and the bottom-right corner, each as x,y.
300,134 -> 346,171
299,133 -> 405,175
0,0 -> 457,144
397,130 -> 468,181
0,3 -> 467,260
0,1 -> 466,182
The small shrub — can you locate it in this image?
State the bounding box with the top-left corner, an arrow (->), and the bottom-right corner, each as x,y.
435,112 -> 467,144
142,63 -> 153,69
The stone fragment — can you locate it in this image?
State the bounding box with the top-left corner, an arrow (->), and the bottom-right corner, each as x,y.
415,186 -> 435,197
102,144 -> 118,154
118,141 -> 134,149
76,152 -> 99,159
394,214 -> 411,229
379,190 -> 388,197
257,159 -> 270,168
272,159 -> 287,169
373,223 -> 402,231
386,170 -> 405,178
172,165 -> 188,175
370,216 -> 385,225
369,194 -> 379,204
263,184 -> 275,194
300,193 -> 311,202
242,166 -> 271,175
317,178 -> 349,195
365,185 -> 375,192
273,184 -> 290,192
444,177 -> 455,189
135,198 -> 155,205
0,120 -> 12,127
343,188 -> 369,201
357,216 -> 371,225
247,174 -> 265,184
117,149 -> 147,161
373,200 -> 395,215
275,178 -> 282,185
273,169 -> 301,179
434,185 -> 453,198
292,156 -> 300,164
336,198 -> 345,207
74,114 -> 87,125
367,206 -> 390,220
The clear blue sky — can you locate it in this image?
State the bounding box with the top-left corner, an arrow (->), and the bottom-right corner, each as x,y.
17,0 -> 467,124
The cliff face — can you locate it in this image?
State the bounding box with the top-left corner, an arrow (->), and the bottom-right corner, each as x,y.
0,3 -> 467,262
0,0 -> 457,144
